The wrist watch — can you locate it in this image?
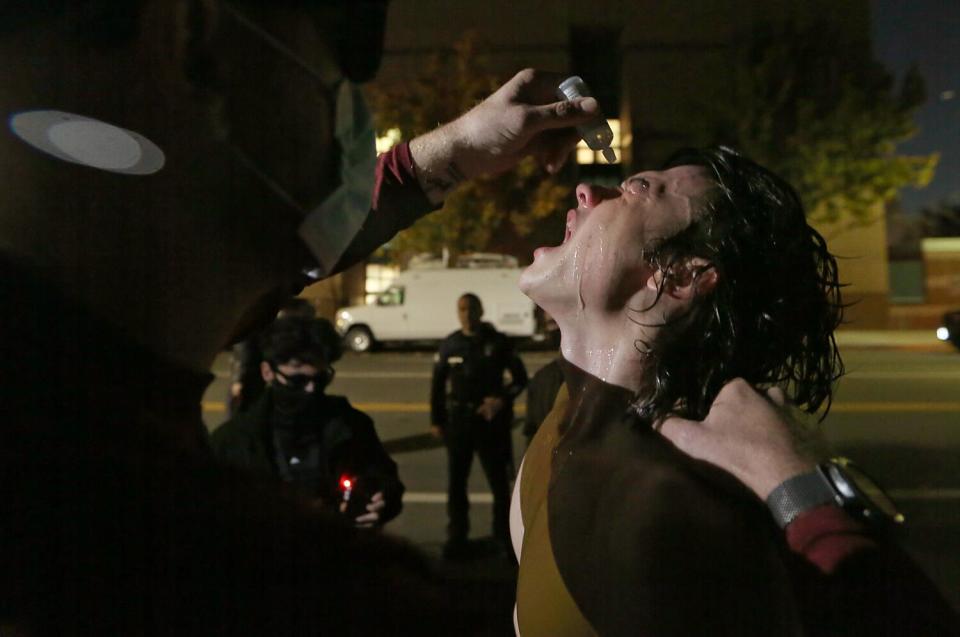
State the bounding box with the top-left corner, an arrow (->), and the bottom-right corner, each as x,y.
766,457 -> 905,530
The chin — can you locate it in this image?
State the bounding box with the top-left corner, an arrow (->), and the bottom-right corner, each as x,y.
519,259 -> 567,318
518,259 -> 546,301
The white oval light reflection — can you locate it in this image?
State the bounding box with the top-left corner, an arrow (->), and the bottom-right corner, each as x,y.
9,110 -> 165,175
47,120 -> 143,171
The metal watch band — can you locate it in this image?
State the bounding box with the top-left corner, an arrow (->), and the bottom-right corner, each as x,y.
766,470 -> 837,529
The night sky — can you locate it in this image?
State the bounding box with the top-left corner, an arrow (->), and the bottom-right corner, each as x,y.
872,0 -> 960,214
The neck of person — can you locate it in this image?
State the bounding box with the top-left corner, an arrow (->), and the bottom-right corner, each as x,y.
555,310 -> 655,394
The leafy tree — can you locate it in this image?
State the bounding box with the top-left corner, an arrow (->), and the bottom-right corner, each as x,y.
367,33 -> 570,265
699,20 -> 938,227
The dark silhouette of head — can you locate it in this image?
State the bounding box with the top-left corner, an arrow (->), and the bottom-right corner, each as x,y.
260,316 -> 343,369
457,293 -> 484,333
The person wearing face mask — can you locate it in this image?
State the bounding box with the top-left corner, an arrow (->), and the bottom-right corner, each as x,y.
211,317 -> 404,527
228,297 -> 317,417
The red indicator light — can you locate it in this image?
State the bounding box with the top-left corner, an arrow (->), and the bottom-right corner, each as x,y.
340,476 -> 353,491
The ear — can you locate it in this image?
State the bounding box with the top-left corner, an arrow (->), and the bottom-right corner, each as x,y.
260,361 -> 275,384
646,257 -> 718,301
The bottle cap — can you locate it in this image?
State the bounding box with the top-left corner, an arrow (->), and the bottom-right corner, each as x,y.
558,76 -> 590,101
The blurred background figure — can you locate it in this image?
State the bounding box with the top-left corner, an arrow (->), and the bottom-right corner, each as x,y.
228,297 -> 316,417
212,316 -> 404,527
430,293 -> 527,559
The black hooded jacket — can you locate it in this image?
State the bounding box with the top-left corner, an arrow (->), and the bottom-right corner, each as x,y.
210,390 -> 404,524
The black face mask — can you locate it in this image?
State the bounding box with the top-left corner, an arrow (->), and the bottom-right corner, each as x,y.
270,383 -> 316,430
269,367 -> 334,427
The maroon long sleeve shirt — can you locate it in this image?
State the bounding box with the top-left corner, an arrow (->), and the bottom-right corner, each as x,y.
788,505 -> 959,635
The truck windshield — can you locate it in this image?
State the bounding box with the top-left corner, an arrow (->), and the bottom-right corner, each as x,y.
377,286 -> 405,306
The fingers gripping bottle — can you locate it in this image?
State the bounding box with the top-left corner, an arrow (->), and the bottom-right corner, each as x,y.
557,76 -> 617,164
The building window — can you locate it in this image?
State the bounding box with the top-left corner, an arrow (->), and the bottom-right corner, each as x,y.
365,263 -> 400,305
576,118 -> 623,164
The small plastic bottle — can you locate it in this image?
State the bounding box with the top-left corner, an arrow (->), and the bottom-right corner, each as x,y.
557,76 -> 617,163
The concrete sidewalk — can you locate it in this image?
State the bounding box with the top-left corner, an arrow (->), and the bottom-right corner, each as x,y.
835,329 -> 955,352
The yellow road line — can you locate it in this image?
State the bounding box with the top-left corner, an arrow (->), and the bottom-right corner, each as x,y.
203,401 -> 960,414
353,402 -> 433,413
889,488 -> 960,501
400,489 -> 960,505
830,402 -> 960,413
201,401 -> 527,414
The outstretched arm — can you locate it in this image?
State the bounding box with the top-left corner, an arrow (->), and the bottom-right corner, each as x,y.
327,69 -> 599,275
409,68 -> 598,203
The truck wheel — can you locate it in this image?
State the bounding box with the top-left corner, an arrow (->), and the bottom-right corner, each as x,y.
345,326 -> 374,352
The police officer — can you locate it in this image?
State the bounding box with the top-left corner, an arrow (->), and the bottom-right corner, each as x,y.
430,293 -> 528,559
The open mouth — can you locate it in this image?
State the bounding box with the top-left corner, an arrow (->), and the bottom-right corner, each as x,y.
532,209 -> 578,260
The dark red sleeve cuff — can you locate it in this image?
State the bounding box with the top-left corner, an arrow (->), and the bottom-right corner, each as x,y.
372,141 -> 433,218
785,504 -> 878,575
328,142 -> 439,274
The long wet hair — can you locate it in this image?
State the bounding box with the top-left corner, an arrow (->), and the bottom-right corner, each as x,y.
633,146 -> 844,425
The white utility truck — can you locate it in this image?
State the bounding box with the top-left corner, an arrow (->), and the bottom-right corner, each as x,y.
335,267 -> 540,352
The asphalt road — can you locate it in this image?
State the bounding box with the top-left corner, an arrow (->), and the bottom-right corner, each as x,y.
203,346 -> 960,616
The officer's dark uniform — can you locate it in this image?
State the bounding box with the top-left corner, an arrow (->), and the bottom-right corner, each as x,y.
430,322 -> 527,548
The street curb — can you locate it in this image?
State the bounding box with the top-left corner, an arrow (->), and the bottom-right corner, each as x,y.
838,343 -> 956,353
835,331 -> 955,353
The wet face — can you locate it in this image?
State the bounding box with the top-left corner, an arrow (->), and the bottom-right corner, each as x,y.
519,165 -> 712,320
